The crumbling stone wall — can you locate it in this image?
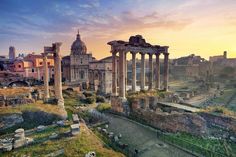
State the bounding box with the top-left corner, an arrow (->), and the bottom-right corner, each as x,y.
131,109 -> 207,135
0,94 -> 35,107
199,112 -> 236,134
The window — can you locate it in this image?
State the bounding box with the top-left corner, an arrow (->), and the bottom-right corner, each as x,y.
32,69 -> 34,72
47,62 -> 50,66
52,68 -> 54,72
39,62 -> 43,65
18,65 -> 21,68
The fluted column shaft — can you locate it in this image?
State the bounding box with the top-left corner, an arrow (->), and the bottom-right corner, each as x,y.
155,53 -> 160,89
112,51 -> 117,95
43,53 -> 49,101
140,53 -> 145,91
125,53 -> 127,92
148,54 -> 153,90
53,43 -> 64,108
119,51 -> 126,98
131,52 -> 136,92
164,53 -> 169,91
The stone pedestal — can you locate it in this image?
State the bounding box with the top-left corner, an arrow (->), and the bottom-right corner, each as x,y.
14,128 -> 26,149
70,124 -> 80,136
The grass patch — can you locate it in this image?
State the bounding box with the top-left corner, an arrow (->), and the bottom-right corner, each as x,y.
161,133 -> 236,157
4,123 -> 124,157
96,103 -> 111,112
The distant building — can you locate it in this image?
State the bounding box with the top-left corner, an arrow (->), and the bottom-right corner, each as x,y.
12,53 -> 55,80
9,46 -> 16,61
62,30 -> 115,94
89,56 -> 116,94
209,51 -> 236,77
171,54 -> 210,79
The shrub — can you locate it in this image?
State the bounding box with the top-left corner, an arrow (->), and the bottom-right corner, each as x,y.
84,96 -> 96,104
96,95 -> 106,103
96,103 -> 111,112
83,91 -> 94,97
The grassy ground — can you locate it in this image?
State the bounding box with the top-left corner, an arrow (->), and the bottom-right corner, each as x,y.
4,123 -> 124,157
0,87 -> 31,96
1,89 -> 124,157
0,100 -> 66,116
161,133 -> 236,157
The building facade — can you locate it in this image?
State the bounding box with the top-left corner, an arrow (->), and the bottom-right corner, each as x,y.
12,53 -> 55,80
62,30 -> 115,94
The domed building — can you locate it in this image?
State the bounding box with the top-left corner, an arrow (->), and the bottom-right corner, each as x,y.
62,30 -> 93,89
62,29 -> 115,93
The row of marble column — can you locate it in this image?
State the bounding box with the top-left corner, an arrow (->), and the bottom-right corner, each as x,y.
112,51 -> 169,98
42,43 -> 64,108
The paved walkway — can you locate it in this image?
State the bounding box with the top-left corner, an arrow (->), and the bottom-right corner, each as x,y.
105,114 -> 195,157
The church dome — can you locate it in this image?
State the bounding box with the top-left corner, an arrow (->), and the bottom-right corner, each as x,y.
71,30 -> 87,55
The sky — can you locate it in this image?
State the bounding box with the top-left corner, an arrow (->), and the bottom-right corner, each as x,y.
0,0 -> 236,60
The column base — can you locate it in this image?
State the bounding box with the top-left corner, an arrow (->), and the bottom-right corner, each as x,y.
57,98 -> 65,108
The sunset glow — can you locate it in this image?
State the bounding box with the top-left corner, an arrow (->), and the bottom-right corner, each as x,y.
0,0 -> 236,59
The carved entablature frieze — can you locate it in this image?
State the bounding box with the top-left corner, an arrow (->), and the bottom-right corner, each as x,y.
108,36 -> 169,55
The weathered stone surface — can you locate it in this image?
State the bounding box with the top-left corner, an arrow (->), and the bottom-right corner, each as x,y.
132,109 -> 207,135
199,112 -> 236,134
72,114 -> 79,123
111,96 -> 130,114
70,124 -> 80,136
0,113 -> 24,131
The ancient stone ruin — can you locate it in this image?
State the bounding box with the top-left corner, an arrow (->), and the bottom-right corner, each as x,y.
108,35 -> 169,113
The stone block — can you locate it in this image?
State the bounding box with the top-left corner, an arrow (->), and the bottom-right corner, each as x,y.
72,114 -> 79,123
49,133 -> 58,139
14,139 -> 26,149
70,124 -> 80,136
37,125 -> 46,132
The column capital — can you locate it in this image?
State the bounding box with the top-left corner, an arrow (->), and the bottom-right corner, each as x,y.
155,53 -> 161,57
148,53 -> 153,57
130,51 -> 137,55
164,52 -> 169,56
139,52 -> 145,56
111,50 -> 118,55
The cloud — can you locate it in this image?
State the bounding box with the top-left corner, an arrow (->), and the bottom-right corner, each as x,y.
77,10 -> 192,39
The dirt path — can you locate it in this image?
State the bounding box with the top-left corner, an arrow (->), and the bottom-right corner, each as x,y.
105,114 -> 196,157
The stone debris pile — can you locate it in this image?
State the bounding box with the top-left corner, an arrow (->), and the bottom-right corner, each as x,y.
0,128 -> 34,153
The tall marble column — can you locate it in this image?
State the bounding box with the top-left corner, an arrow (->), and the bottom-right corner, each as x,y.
119,51 -> 126,98
53,42 -> 64,108
125,52 -> 127,92
140,53 -> 145,91
112,51 -> 117,95
164,53 -> 169,91
42,53 -> 49,101
148,53 -> 153,90
131,52 -> 136,92
155,53 -> 161,89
